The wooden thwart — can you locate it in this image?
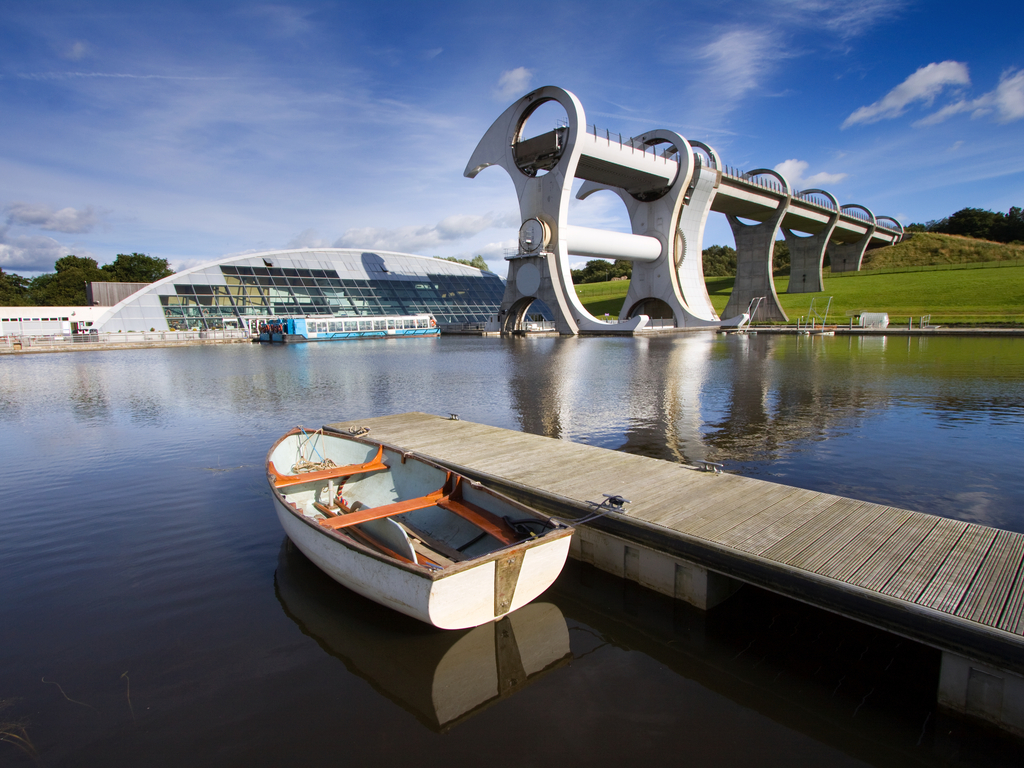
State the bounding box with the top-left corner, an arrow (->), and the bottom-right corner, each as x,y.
319,489 -> 445,530
438,497 -> 518,545
269,445 -> 387,488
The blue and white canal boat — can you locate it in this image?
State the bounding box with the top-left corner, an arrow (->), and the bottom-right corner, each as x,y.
258,314 -> 439,343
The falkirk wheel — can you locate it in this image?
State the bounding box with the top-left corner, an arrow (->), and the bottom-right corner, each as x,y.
465,86 -> 903,335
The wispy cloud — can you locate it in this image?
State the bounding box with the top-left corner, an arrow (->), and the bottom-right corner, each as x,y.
6,203 -> 100,234
333,211 -> 519,252
914,68 -> 1024,126
64,41 -> 89,61
243,5 -> 315,37
494,67 -> 532,100
774,159 -> 847,190
842,61 -> 970,128
775,0 -> 906,40
697,28 -> 790,107
285,229 -> 331,249
16,71 -> 235,81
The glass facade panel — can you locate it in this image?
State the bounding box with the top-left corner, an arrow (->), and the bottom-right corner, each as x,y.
153,254 -> 507,328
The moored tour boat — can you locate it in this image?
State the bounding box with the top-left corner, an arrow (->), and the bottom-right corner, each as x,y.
257,313 -> 438,343
266,426 -> 574,629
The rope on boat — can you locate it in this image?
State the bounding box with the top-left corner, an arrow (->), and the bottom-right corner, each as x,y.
291,457 -> 338,474
292,426 -> 335,472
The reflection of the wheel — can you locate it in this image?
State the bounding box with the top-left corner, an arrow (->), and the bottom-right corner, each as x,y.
274,539 -> 571,732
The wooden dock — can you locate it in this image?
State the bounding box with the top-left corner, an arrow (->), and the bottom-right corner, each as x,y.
327,412 -> 1024,735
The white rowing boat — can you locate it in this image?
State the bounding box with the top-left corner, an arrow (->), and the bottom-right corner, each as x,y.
266,426 -> 574,629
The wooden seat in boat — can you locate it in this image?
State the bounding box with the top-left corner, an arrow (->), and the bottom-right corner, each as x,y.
317,489 -> 446,530
268,445 -> 388,488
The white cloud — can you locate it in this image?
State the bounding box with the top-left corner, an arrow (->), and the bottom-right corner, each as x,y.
842,61 -> 970,128
494,67 -> 533,100
0,226 -> 70,272
775,0 -> 906,39
284,229 -> 331,249
64,41 -> 89,61
686,27 -> 796,123
696,28 -> 790,106
243,5 -> 314,37
914,68 -> 1024,126
333,211 -> 519,252
773,159 -> 847,191
5,203 -> 100,234
422,48 -> 443,60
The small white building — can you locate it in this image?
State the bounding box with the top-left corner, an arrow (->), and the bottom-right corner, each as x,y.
0,306 -> 108,337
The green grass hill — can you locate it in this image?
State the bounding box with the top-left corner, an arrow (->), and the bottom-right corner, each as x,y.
857,232 -> 1024,271
575,234 -> 1024,326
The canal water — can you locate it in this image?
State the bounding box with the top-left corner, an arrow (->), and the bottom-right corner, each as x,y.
1,333 -> 1022,766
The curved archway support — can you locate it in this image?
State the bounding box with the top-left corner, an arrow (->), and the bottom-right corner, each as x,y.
828,205 -> 878,273
723,170 -> 791,323
785,188 -> 840,294
576,131 -> 743,329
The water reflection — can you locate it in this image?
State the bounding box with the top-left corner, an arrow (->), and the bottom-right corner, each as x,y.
552,559 -> 1024,767
1,337 -> 1023,765
274,540 -> 571,732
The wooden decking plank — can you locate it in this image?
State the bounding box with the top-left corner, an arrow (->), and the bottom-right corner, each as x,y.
998,558 -> 1024,636
685,483 -> 807,540
815,508 -> 917,582
699,487 -> 824,546
916,525 -> 998,614
956,530 -> 1024,626
634,479 -> 749,528
882,518 -> 970,602
758,499 -> 872,562
634,479 -> 751,528
646,476 -> 765,528
785,503 -> 889,572
847,513 -> 940,592
717,492 -> 835,549
731,494 -> 846,555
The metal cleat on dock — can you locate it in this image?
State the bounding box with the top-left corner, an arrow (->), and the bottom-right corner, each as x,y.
694,460 -> 723,473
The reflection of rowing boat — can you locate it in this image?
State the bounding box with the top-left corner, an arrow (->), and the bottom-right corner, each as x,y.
275,539 -> 572,732
266,426 -> 574,629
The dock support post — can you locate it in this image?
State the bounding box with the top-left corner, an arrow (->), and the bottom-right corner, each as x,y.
572,527 -> 743,610
938,651 -> 1024,737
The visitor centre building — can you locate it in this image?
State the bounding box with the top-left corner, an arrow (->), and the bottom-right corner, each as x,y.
90,248 -> 506,333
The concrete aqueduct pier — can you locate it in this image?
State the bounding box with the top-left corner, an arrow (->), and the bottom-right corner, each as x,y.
466,86 -> 904,334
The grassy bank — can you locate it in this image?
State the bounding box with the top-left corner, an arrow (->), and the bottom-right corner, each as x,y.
859,232 -> 1024,271
576,261 -> 1024,326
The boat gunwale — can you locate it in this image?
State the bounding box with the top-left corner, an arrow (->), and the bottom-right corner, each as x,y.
266,426 -> 574,583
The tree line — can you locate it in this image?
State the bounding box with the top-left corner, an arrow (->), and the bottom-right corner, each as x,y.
907,206 -> 1023,243
0,253 -> 173,306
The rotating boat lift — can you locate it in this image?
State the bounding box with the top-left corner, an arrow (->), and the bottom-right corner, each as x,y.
466,86 -> 903,335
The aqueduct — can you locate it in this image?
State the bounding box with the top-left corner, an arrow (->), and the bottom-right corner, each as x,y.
465,86 -> 903,335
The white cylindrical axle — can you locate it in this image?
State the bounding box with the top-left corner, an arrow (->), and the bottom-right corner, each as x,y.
562,224 -> 662,262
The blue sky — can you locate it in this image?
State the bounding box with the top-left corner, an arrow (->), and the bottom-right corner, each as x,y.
1,0 -> 1021,276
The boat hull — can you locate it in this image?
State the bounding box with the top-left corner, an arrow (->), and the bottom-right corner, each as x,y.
267,428 -> 573,629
